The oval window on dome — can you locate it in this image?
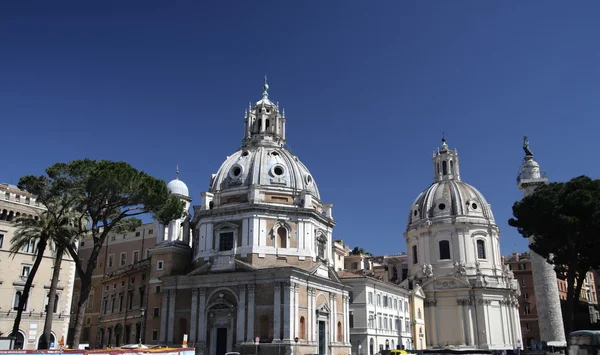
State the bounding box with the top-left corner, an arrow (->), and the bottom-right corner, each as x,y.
471,203 -> 478,210
242,151 -> 249,157
271,151 -> 280,156
414,210 -> 418,216
438,203 -> 446,210
273,165 -> 285,176
229,164 -> 244,179
305,174 -> 313,185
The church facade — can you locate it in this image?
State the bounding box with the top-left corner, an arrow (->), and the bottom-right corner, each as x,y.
404,139 -> 522,350
155,82 -> 351,355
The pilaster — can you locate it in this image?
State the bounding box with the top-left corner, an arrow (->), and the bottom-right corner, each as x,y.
308,287 -> 315,342
198,288 -> 207,343
159,291 -> 169,343
190,288 -> 199,343
247,285 -> 255,342
237,285 -> 247,343
167,289 -> 177,344
282,281 -> 294,340
273,282 -> 281,341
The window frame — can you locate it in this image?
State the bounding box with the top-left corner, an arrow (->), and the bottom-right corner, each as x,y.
476,239 -> 487,260
438,240 -> 451,260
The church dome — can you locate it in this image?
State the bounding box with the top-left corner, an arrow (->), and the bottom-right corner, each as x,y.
407,139 -> 495,227
167,177 -> 189,197
210,146 -> 320,199
208,79 -> 320,199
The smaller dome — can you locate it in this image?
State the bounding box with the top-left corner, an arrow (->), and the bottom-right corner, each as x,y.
167,178 -> 189,197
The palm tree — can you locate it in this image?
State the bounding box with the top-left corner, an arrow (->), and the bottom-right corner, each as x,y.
10,199 -> 78,348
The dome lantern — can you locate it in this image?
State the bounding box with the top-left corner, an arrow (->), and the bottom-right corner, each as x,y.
242,77 -> 287,148
432,137 -> 461,183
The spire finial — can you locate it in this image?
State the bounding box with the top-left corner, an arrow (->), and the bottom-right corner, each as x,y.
262,75 -> 269,98
176,164 -> 180,178
442,132 -> 446,143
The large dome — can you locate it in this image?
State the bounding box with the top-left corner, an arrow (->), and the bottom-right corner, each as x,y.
407,180 -> 494,226
210,145 -> 320,199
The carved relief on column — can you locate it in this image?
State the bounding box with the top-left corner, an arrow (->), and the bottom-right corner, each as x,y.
237,285 -> 247,343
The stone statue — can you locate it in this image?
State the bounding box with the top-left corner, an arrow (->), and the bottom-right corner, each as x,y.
523,136 -> 534,157
454,261 -> 467,275
422,264 -> 434,278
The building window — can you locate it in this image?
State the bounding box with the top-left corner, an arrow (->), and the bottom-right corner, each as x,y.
300,316 -> 306,339
120,252 -> 127,266
0,233 -> 3,249
368,292 -> 373,304
25,197 -> 30,205
103,297 -> 108,314
219,232 -> 234,251
521,278 -> 526,287
157,260 -> 164,271
349,311 -> 354,328
317,235 -> 326,260
108,254 -> 114,268
417,308 -> 422,319
377,294 -> 381,306
86,293 -> 94,310
153,307 -> 160,317
152,330 -> 158,341
148,229 -> 153,235
45,293 -> 59,313
13,291 -> 25,310
156,286 -> 161,293
383,295 -> 388,307
146,249 -> 151,258
368,312 -> 374,328
15,195 -> 20,203
22,240 -> 35,253
4,192 -> 9,200
135,231 -> 140,237
524,304 -> 531,315
518,263 -> 526,270
277,226 -> 287,248
337,322 -> 343,342
524,292 -> 529,300
21,265 -> 31,277
476,240 -> 486,259
412,245 -> 418,264
111,297 -> 115,313
439,240 -> 451,260
133,251 -> 139,263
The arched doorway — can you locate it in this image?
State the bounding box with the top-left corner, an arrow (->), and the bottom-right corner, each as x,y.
206,291 -> 237,355
11,331 -> 25,349
37,332 -> 57,349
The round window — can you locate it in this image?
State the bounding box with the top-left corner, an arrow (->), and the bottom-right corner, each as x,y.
438,203 -> 446,210
305,174 -> 313,185
271,151 -> 279,156
242,151 -> 249,157
414,210 -> 418,216
274,166 -> 284,176
229,164 -> 244,179
471,203 -> 478,210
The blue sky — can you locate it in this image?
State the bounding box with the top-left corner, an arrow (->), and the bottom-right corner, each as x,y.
1,1 -> 599,256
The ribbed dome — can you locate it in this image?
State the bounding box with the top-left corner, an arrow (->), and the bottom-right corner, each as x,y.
167,178 -> 189,197
408,180 -> 495,226
210,146 -> 320,199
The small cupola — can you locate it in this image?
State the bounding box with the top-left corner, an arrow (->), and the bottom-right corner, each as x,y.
242,77 -> 286,148
432,138 -> 461,182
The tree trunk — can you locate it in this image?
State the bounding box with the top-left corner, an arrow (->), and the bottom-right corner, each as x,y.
565,268 -> 577,336
39,249 -> 64,349
71,276 -> 92,349
12,239 -> 48,344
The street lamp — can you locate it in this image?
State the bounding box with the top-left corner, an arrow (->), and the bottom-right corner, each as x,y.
139,307 -> 146,346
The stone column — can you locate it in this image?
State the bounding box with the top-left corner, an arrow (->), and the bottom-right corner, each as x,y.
307,287 -> 315,342
247,285 -> 255,342
159,291 -> 169,343
466,298 -> 475,347
237,285 -> 247,343
283,282 -> 293,340
274,282 -> 281,341
198,288 -> 207,343
167,290 -> 177,344
343,295 -> 350,343
190,289 -> 198,343
457,300 -> 466,346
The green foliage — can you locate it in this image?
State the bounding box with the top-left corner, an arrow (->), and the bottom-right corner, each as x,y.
18,159 -> 186,348
351,246 -> 371,256
508,175 -> 600,335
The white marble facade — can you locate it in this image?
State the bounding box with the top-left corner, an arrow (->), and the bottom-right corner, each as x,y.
404,139 -> 521,350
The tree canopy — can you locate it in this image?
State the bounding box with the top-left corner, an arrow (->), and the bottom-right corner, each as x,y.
508,175 -> 600,335
18,159 -> 185,348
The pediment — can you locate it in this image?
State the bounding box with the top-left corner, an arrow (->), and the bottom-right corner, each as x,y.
316,302 -> 330,314
214,222 -> 238,231
411,284 -> 426,298
421,275 -> 471,291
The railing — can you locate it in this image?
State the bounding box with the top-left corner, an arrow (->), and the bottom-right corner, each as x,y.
516,171 -> 547,184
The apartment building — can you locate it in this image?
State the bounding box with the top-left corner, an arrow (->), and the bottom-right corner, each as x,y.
0,183 -> 76,349
69,222 -> 159,348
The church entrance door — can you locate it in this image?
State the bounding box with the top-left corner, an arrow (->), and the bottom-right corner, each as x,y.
216,328 -> 227,355
318,321 -> 326,355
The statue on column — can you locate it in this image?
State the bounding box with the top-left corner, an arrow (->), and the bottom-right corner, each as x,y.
523,136 -> 534,157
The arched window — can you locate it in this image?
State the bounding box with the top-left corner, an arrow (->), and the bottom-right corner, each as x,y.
442,161 -> 447,175
412,245 -> 418,264
259,315 -> 270,341
439,240 -> 450,260
13,291 -> 22,310
417,308 -> 422,319
300,316 -> 306,339
450,160 -> 454,174
277,227 -> 287,248
337,321 -> 342,342
477,240 -> 486,259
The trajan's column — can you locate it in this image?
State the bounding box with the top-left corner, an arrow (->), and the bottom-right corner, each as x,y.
517,137 -> 567,346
